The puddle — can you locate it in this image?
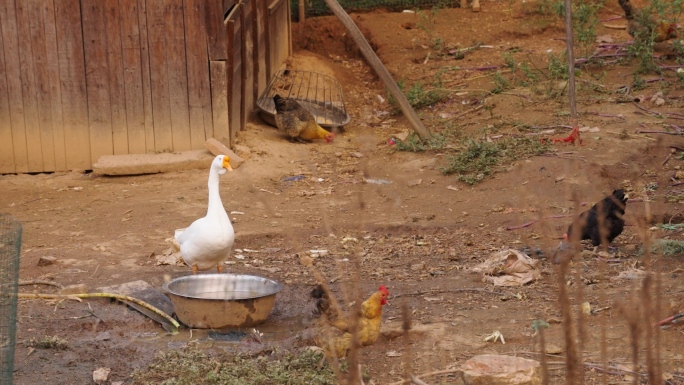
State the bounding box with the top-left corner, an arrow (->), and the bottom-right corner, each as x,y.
128,315 -> 310,350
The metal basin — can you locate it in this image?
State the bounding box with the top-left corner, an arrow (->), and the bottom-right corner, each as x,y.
162,274 -> 283,329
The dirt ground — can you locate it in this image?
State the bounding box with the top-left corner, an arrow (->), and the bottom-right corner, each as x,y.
5,1 -> 684,384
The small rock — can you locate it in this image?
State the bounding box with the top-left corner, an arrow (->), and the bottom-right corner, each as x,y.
351,152 -> 364,158
37,256 -> 57,266
112,382 -> 124,385
93,367 -> 111,385
274,213 -> 282,218
59,284 -> 87,295
393,131 -> 410,141
95,332 -> 111,341
545,343 -> 563,355
407,179 -> 422,187
675,171 -> 684,180
461,354 -> 541,385
410,262 -> 425,271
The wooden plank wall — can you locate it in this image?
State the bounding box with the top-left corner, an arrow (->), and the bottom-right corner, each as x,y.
226,3 -> 244,144
267,0 -> 291,80
0,0 -> 290,173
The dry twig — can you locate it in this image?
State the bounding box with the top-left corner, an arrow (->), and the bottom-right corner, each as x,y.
17,292 -> 180,332
18,280 -> 64,289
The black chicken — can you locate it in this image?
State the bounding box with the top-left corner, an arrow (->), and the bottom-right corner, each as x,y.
565,189 -> 628,246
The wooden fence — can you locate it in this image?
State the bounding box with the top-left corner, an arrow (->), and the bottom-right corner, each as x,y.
0,0 -> 291,174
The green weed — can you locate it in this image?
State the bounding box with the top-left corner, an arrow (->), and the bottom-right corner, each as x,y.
492,72 -> 512,94
389,79 -> 448,111
647,239 -> 684,256
396,131 -> 449,152
416,3 -> 447,52
442,136 -> 550,185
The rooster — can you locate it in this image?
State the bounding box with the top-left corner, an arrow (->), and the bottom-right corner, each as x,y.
311,284 -> 389,358
273,94 -> 335,143
619,0 -> 678,43
565,189 -> 628,247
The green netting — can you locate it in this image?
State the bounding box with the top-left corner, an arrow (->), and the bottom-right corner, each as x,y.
0,214 -> 21,385
293,0 -> 459,18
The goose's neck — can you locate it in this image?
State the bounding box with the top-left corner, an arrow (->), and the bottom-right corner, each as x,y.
206,168 -> 226,216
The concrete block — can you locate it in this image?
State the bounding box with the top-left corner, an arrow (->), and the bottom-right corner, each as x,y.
92,150 -> 214,176
203,138 -> 245,169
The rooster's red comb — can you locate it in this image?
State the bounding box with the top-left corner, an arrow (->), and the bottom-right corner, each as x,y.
379,285 -> 389,295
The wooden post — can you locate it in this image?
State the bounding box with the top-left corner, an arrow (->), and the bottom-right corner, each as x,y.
298,0 -> 305,22
322,0 -> 431,140
564,0 -> 577,124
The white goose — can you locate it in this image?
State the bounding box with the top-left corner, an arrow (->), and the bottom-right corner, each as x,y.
176,155 -> 235,274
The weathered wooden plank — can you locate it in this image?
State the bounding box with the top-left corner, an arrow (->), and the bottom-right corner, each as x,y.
241,0 -> 254,119
165,0 -> 191,151
262,0 -> 271,80
137,0 -> 155,154
0,0 -> 26,172
226,7 -> 242,144
196,1 -> 214,144
54,0 -> 90,169
205,0 -> 227,60
55,0 -> 91,170
15,0 -> 44,171
0,9 -> 14,173
104,0 -> 128,155
41,0 -> 67,171
183,0 -> 212,150
269,0 -> 289,75
29,0 -> 57,171
254,0 -> 267,100
250,0 -> 260,110
120,0 -> 146,155
145,0 -> 173,152
82,0 -> 114,164
210,61 -> 228,144
286,0 -> 292,56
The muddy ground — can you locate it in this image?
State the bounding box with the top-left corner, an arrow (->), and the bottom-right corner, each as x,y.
5,1 -> 684,383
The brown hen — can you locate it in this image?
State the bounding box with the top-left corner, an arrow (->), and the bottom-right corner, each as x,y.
311,284 -> 389,358
273,94 -> 335,143
619,0 -> 678,43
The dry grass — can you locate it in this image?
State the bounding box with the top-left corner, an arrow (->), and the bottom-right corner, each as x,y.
24,335 -> 69,350
131,346 -> 337,385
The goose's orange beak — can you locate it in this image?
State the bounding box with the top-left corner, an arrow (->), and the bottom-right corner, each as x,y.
222,156 -> 233,171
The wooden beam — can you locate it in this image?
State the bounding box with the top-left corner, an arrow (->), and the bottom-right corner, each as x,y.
298,0 -> 304,22
321,0 -> 431,139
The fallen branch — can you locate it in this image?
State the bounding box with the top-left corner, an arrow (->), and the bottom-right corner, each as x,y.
18,292 -> 180,333
540,153 -> 587,161
506,214 -> 573,230
586,111 -> 625,119
18,280 -> 64,289
392,288 -> 504,298
632,102 -> 684,121
389,369 -> 465,385
636,130 -> 684,136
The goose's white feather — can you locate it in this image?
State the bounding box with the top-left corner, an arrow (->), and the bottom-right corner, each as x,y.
175,155 -> 235,271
